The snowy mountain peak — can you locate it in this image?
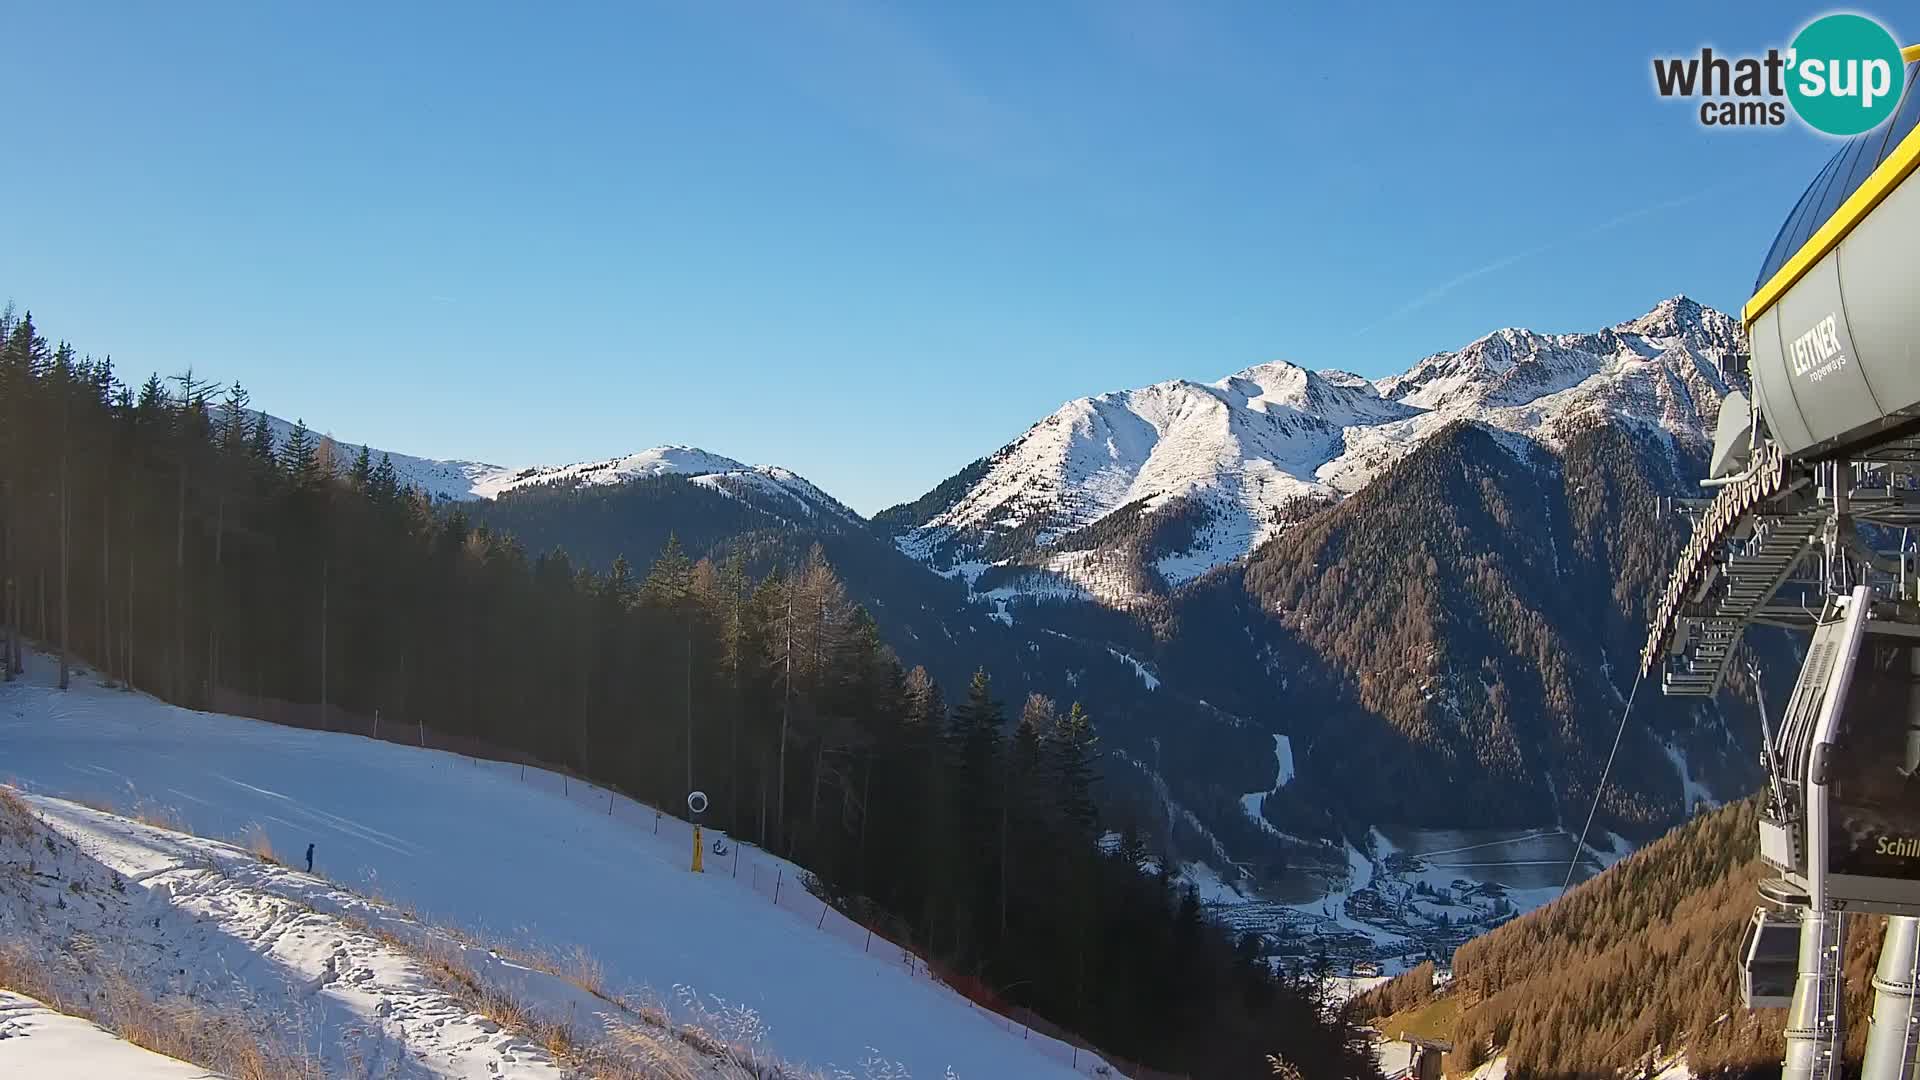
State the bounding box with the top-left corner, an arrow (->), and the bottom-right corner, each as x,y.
471,445 -> 753,498
891,297 -> 1747,605
253,417 -> 854,524
1618,294 -> 1712,337
1313,368 -> 1383,396
466,445 -> 860,522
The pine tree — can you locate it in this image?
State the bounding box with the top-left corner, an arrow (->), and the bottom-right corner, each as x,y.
136,372 -> 167,411
349,444 -> 374,493
1051,701 -> 1100,838
218,381 -> 250,454
53,342 -> 75,689
249,413 -> 275,462
641,533 -> 693,609
945,668 -> 1005,962
371,453 -> 400,502
280,419 -> 318,487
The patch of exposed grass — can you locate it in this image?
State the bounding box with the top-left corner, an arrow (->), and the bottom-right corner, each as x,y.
0,787 -> 35,842
383,925 -> 816,1079
0,941 -> 325,1079
242,823 -> 283,866
1377,990 -> 1461,1044
132,798 -> 189,833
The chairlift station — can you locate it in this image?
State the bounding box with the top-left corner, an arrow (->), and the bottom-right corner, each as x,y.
1641,45 -> 1920,1080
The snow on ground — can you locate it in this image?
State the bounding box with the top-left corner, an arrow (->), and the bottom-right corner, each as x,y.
1269,735 -> 1295,787
1281,841 -> 1406,949
0,654 -> 1097,1079
1587,830 -> 1635,869
1372,1035 -> 1416,1079
1151,517 -> 1254,586
1321,975 -> 1389,1009
1237,793 -> 1281,839
1177,860 -> 1249,905
1663,743 -> 1718,813
3,791 -> 572,1079
471,447 -> 859,521
0,991 -> 212,1080
1344,840 -> 1375,893
1105,649 -> 1159,691
256,413 -> 854,522
1237,735 -> 1296,839
469,445 -> 747,498
255,411 -> 517,504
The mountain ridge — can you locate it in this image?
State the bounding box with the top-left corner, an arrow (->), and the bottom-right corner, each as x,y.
883,295 -> 1741,606
254,412 -> 860,525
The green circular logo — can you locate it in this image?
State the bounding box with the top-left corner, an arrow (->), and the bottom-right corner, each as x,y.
1787,14 -> 1906,136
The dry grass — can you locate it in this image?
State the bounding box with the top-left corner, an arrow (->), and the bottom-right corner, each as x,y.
0,786 -> 35,842
243,823 -> 283,866
0,941 -> 57,1003
94,974 -> 324,1080
490,936 -> 610,1000
0,941 -> 324,1079
392,930 -> 808,1079
132,798 -> 189,833
560,943 -> 606,998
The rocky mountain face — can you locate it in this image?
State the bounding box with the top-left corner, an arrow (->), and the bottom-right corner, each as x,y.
1161,417 -> 1760,838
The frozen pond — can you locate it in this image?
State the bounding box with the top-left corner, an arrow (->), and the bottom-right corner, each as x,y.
1375,825 -> 1614,891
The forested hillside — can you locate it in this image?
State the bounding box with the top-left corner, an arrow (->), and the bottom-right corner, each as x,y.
1150,417 -> 1768,844
0,308 -> 1377,1078
465,448 -> 1306,895
1354,797 -> 1892,1078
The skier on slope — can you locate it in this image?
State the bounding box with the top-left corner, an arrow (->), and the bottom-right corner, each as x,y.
305,843 -> 315,873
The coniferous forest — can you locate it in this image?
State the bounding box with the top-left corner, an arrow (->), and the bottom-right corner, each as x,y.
0,308 -> 1378,1078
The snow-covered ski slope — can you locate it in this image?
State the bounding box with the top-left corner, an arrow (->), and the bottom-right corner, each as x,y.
0,655 -> 1098,1078
2,791 -> 574,1078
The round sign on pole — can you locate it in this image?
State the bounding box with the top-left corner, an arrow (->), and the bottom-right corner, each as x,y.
687,790 -> 709,816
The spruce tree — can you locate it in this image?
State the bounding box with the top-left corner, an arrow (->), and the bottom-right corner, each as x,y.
280,419 -> 317,486
641,533 -> 693,609
349,444 -> 374,492
248,413 -> 275,462
371,453 -> 400,502
1051,701 -> 1100,838
219,381 -> 250,454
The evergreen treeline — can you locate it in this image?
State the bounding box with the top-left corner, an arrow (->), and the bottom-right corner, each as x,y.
0,308 -> 1376,1079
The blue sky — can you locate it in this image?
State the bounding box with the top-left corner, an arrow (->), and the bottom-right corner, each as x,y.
0,2 -> 1892,513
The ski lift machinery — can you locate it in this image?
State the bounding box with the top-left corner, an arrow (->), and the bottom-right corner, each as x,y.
1641,45 -> 1920,1080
